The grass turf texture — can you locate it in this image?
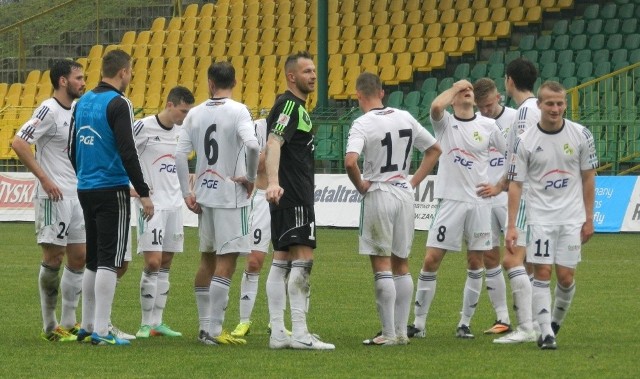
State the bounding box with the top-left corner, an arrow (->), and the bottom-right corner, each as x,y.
0,222 -> 638,378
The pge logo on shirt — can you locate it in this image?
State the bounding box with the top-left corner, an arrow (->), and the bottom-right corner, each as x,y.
449,148 -> 476,170
541,169 -> 573,190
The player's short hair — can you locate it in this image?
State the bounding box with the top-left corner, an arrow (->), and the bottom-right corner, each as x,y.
101,49 -> 131,78
537,80 -> 566,100
49,59 -> 83,90
284,51 -> 313,73
355,72 -> 382,98
167,86 -> 195,105
207,61 -> 235,89
506,57 -> 537,92
473,77 -> 498,101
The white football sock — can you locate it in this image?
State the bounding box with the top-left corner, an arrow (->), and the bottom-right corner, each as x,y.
289,260 -> 312,339
374,271 -> 396,338
508,266 -> 533,332
266,259 -> 289,335
140,269 -> 158,326
532,279 -> 553,337
94,268 -> 117,336
153,268 -> 170,326
239,271 -> 260,323
413,271 -> 437,331
60,265 -> 83,329
39,263 -> 60,333
485,266 -> 510,324
393,273 -> 413,338
209,276 -> 231,337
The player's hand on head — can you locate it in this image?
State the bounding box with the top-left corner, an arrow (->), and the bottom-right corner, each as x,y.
454,80 -> 473,92
266,184 -> 284,205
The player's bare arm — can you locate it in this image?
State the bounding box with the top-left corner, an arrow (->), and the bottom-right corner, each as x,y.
431,80 -> 474,121
265,133 -> 285,204
581,169 -> 596,244
11,136 -> 63,201
505,180 -> 523,248
409,142 -> 441,189
345,152 -> 371,195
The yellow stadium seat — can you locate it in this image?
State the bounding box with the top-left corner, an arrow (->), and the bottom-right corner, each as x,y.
506,0 -> 522,8
182,3 -> 198,18
212,30 -> 227,44
259,41 -> 274,56
215,1 -> 231,17
328,79 -> 344,99
181,56 -> 196,71
87,57 -> 102,73
103,44 -> 118,55
194,44 -> 210,58
344,53 -> 360,68
181,16 -> 197,31
391,24 -> 407,39
182,30 -> 197,45
87,45 -> 103,60
148,44 -> 164,59
340,0 -> 355,13
411,52 -> 430,71
476,21 -> 494,38
356,0 -> 372,12
456,0 -> 471,10
493,20 -> 511,38
214,16 -> 229,30
194,85 -> 209,104
197,30 -> 213,45
245,2 -> 260,15
228,16 -> 243,30
443,37 -> 460,54
338,12 -> 354,28
357,39 -> 373,54
523,6 -> 542,23
379,52 -> 394,68
342,25 -> 357,41
425,23 -> 442,38
180,68 -> 196,85
460,22 -> 477,37
405,0 -> 420,11
292,0 -> 306,14
228,29 -> 243,43
440,9 -> 455,23
391,38 -> 407,54
197,56 -> 212,71
508,7 -> 524,23
389,10 -> 405,26
422,0 -> 437,10
326,26 -> 339,41
148,67 -> 164,83
132,44 -> 148,59
166,17 -> 182,32
473,0 -> 488,9
244,91 -> 260,111
491,7 -> 507,22
341,39 -> 357,55
344,65 -> 360,83
356,12 -> 372,27
276,1 -> 292,16
379,66 -> 397,85
457,8 -> 473,23
389,0 -> 405,12
242,28 -> 258,43
457,36 -> 477,55
165,56 -> 180,72
292,13 -> 307,28
76,57 -> 88,70
245,14 -> 259,29
373,11 -> 388,26
372,0 -> 388,12
328,66 -> 344,82
179,44 -> 194,59
276,41 -> 291,56
163,43 -> 179,58
361,52 -> 377,71
327,13 -> 339,27
118,44 -> 133,56
164,30 -> 181,46
262,55 -> 277,70
474,8 -> 490,22
408,24 -> 424,39
443,23 -> 460,38
292,40 -> 307,52
428,52 -> 446,69
229,2 -> 243,17
260,28 -> 276,44
262,0 -> 276,15
276,15 -> 291,29
425,37 -> 442,53
150,17 -> 165,32
209,42 -> 225,57
309,40 -> 318,55
396,65 -> 413,83
259,91 -> 276,110
489,0 -> 505,8
120,31 -> 136,45
293,27 -> 309,42
408,38 -> 424,53
198,17 -> 213,32
374,38 -> 390,54
199,2 -> 214,17
226,41 -> 242,57
25,70 -> 41,85
406,10 -> 422,25
22,82 -> 37,97
35,82 -> 53,104
277,27 -> 292,42
374,24 -> 390,40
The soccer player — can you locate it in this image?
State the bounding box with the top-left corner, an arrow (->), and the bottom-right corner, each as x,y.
133,86 -> 195,338
175,62 -> 260,346
494,57 -> 541,344
264,51 -> 335,350
473,78 -> 517,334
11,59 -> 86,342
230,118 -> 271,338
68,49 -> 154,346
345,72 -> 441,346
410,79 -> 507,339
506,81 -> 597,349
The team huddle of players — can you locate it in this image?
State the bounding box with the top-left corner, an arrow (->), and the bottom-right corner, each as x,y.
13,50 -> 596,351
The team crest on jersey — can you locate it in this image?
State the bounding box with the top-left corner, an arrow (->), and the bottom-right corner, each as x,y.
473,131 -> 482,142
563,143 -> 574,155
278,113 -> 291,126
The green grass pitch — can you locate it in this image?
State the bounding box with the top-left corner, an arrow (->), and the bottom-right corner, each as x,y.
0,222 -> 638,378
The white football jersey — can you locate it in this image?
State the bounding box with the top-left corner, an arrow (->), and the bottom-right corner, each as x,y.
431,110 -> 507,203
509,119 -> 598,225
485,106 -> 517,205
15,98 -> 77,198
133,115 -> 182,210
254,118 -> 267,152
347,107 -> 437,194
506,97 -> 540,169
176,97 -> 257,208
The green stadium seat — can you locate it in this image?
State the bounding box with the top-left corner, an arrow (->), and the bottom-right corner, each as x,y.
420,90 -> 438,109
535,35 -> 551,51
594,62 -> 611,77
593,49 -> 610,64
539,50 -> 556,65
575,50 -> 592,64
505,50 -> 521,64
488,63 -> 505,80
568,19 -> 584,35
618,3 -> 635,19
437,77 -> 454,92
586,19 -> 603,35
600,3 -> 617,19
421,77 -> 438,93
625,33 -> 640,50
558,62 -> 576,80
488,50 -> 504,64
470,63 -> 488,81
551,19 -> 568,36
588,34 -> 605,51
522,50 -> 538,63
606,34 -> 623,51
540,62 -> 558,79
553,34 -> 569,50
404,91 -> 421,107
571,34 -> 588,51
518,35 -> 535,50
576,62 -> 593,81
453,63 -> 470,81
582,4 -> 599,20
562,77 -> 578,89
603,19 -> 620,35
387,91 -> 404,107
621,19 -> 637,35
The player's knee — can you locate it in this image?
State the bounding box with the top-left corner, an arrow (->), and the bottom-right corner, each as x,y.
42,245 -> 65,267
